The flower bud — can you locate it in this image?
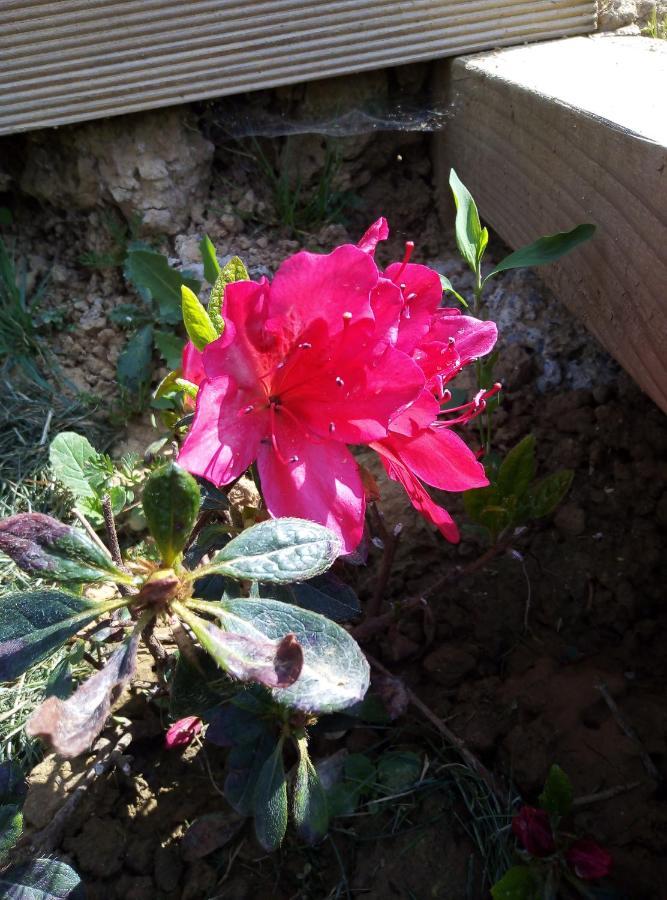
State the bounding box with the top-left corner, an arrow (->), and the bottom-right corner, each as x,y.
511,806 -> 556,857
566,838 -> 613,880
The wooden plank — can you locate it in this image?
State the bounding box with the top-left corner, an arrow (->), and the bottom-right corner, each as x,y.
0,0 -> 595,135
433,35 -> 667,413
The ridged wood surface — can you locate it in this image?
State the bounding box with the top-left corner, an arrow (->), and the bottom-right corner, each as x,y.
434,36 -> 667,412
0,0 -> 595,135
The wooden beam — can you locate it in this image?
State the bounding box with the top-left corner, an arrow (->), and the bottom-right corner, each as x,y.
434,35 -> 667,412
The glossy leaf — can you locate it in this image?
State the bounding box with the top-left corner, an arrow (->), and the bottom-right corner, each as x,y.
208,255 -> 248,334
539,764 -> 573,817
199,234 -> 221,284
254,739 -> 288,851
293,736 -> 328,844
491,865 -> 538,900
484,224 -> 596,283
224,732 -> 276,816
26,629 -> 140,757
181,285 -> 218,351
0,590 -> 115,682
142,462 -> 200,565
125,247 -> 201,325
0,804 -> 22,860
449,168 -> 484,273
117,324 -> 153,394
180,609 -> 303,689
529,470 -> 574,519
209,598 -> 370,713
0,857 -> 85,899
292,573 -> 361,622
204,517 -> 342,584
0,513 -> 128,584
49,432 -> 99,503
497,435 -> 536,500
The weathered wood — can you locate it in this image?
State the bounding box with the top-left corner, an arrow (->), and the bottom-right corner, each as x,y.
0,0 -> 596,136
434,35 -> 667,412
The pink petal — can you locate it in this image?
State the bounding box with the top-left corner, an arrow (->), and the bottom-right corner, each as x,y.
370,277 -> 402,351
269,244 -> 379,340
257,416 -> 365,554
382,426 -> 489,492
388,389 -> 440,437
384,262 -> 443,354
357,217 -> 389,255
427,312 -> 498,366
178,376 -> 267,486
165,716 -> 202,749
373,444 -> 459,543
181,341 -> 205,386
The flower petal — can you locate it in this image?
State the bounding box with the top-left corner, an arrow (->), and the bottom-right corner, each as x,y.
357,217 -> 389,255
388,389 -> 440,437
383,426 -> 488,492
257,417 -> 365,554
384,262 -> 443,354
181,341 -> 205,386
178,376 -> 267,486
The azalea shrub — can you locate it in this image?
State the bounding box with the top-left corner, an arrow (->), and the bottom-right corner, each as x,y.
492,765 -> 613,899
0,169 -> 597,856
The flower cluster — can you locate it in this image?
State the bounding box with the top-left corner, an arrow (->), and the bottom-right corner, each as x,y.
178,219 -> 498,552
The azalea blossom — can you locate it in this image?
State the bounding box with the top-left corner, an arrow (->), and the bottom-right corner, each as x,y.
566,838 -> 613,880
178,221 -> 497,551
165,715 -> 202,749
512,806 -> 556,857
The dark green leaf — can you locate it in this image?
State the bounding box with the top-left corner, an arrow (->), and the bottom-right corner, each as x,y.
45,656 -> 74,700
0,804 -> 22,860
484,224 -> 596,283
0,857 -> 85,899
108,303 -> 151,330
491,866 -> 539,900
181,285 -> 218,350
539,764 -> 573,817
204,517 -> 341,583
449,169 -> 483,273
49,432 -> 99,503
225,732 -> 276,816
376,751 -> 422,793
0,590 -> 115,682
208,255 -> 248,334
293,736 -> 328,844
497,435 -> 536,500
463,486 -> 512,542
125,247 -> 201,325
292,573 -> 361,622
439,273 -> 468,308
529,470 -> 574,518
117,324 -> 153,394
169,649 -> 227,719
0,761 -> 26,802
205,702 -> 270,748
0,208 -> 13,227
199,235 -> 221,284
154,330 -> 184,369
26,630 -> 140,757
142,463 -> 200,566
212,598 -> 370,713
0,513 -> 128,583
254,740 -> 288,851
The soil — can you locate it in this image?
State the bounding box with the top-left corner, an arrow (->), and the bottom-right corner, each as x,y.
4,122 -> 667,899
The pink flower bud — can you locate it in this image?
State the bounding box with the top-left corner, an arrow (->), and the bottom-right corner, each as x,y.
566,839 -> 613,880
165,716 -> 202,749
512,806 -> 556,857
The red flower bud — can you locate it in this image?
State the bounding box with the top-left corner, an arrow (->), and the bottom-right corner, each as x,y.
512,806 -> 556,857
165,716 -> 202,749
566,839 -> 613,880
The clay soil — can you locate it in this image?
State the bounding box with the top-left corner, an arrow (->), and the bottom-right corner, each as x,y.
7,132 -> 667,900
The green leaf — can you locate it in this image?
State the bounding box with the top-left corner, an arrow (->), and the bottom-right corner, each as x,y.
0,208 -> 13,227
484,224 -> 596,283
376,751 -> 422,793
181,285 -> 218,351
203,518 -> 342,584
206,597 -> 370,713
224,732 -> 277,816
200,235 -> 221,284
0,804 -> 22,860
463,486 -> 512,542
169,650 -> 225,719
254,739 -> 288,851
0,513 -> 129,584
292,573 -> 361,622
0,590 -> 114,682
449,169 -> 483,273
117,324 -> 153,394
439,274 -> 468,308
293,736 -> 329,844
497,435 -> 537,500
208,255 -> 248,334
529,470 -> 574,519
0,857 -> 85,899
125,248 -> 201,325
154,330 -> 184,369
539,764 -> 573,817
491,866 -> 539,900
49,432 -> 99,502
142,463 -> 201,565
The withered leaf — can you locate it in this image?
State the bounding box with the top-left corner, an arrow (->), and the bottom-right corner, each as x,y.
26,630 -> 139,757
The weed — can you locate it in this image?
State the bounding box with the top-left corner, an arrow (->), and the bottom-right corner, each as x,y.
643,6 -> 667,38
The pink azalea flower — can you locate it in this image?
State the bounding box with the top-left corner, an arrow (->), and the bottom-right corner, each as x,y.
178,243 -> 424,552
359,219 -> 498,542
181,341 -> 205,386
512,806 -> 556,857
566,839 -> 613,880
165,715 -> 202,749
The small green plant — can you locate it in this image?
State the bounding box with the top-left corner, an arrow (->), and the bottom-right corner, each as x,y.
643,6 -> 667,38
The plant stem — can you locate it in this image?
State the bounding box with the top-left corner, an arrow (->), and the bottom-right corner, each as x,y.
101,493 -> 135,595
